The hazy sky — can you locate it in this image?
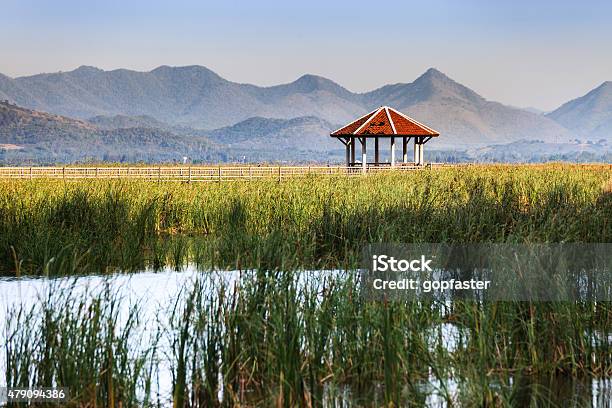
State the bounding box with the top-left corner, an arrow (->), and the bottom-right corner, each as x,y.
2,0 -> 611,111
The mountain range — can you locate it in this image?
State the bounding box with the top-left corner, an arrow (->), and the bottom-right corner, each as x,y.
0,66 -> 362,130
0,65 -> 610,163
0,101 -> 222,163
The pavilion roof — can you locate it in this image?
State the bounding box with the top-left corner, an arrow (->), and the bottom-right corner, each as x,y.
330,106 -> 439,137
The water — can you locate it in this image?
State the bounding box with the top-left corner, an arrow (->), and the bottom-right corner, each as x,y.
1,266 -> 610,407
0,267 -> 237,405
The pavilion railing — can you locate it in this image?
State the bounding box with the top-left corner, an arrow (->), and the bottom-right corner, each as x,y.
0,164 -> 457,182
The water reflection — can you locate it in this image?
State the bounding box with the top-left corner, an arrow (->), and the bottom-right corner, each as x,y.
0,266 -> 610,407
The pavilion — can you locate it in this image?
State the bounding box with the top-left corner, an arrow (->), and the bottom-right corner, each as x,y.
330,106 -> 440,172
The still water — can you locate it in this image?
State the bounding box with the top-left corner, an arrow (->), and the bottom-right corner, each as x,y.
1,267 -> 610,407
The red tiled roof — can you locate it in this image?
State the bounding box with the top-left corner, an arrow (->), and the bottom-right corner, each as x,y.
331,106 -> 439,137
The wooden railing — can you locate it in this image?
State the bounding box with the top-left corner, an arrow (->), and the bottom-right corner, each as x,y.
0,164 -> 455,182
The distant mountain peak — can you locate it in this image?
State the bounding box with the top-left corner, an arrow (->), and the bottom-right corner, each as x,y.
151,64 -> 216,74
295,73 -> 327,83
74,65 -> 103,73
149,65 -> 225,87
423,67 -> 445,76
404,67 -> 484,104
289,74 -> 347,94
413,67 -> 455,85
150,64 -> 222,77
598,81 -> 612,89
547,79 -> 612,139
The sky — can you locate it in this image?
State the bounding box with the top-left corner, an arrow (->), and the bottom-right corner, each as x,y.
1,0 -> 611,111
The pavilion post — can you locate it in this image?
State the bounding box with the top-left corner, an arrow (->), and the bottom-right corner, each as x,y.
419,137 -> 424,165
350,137 -> 356,166
345,140 -> 350,168
361,137 -> 367,174
390,136 -> 396,167
414,137 -> 419,165
402,137 -> 408,163
374,138 -> 379,165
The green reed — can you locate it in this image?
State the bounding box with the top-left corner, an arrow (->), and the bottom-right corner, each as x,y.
1,272 -> 610,407
0,164 -> 610,276
0,164 -> 610,406
2,282 -> 155,407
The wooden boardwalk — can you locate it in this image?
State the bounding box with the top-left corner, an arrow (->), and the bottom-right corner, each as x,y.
0,164 -> 455,182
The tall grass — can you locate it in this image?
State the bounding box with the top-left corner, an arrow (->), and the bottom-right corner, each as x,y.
0,164 -> 610,276
3,282 -> 156,407
2,273 -> 610,407
0,164 -> 610,406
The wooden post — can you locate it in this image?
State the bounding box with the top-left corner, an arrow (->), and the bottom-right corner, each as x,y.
350,137 -> 355,165
278,165 -> 282,181
361,137 -> 367,174
218,165 -> 221,182
390,136 -> 396,167
62,167 -> 65,180
249,166 -> 252,179
414,138 -> 420,165
158,166 -> 161,183
29,167 -> 32,180
188,166 -> 192,183
95,167 -> 99,178
402,137 -> 408,163
374,137 -> 379,165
